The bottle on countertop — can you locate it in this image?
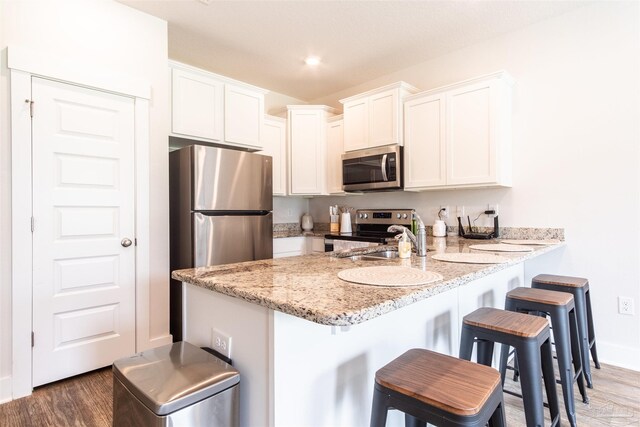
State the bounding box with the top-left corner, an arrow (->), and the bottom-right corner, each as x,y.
398,229 -> 412,259
301,213 -> 313,231
329,205 -> 339,233
433,220 -> 446,237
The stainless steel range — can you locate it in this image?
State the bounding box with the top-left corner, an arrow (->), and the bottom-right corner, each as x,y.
324,209 -> 414,252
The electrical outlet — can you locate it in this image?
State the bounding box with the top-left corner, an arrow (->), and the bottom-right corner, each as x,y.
212,328 -> 232,359
487,204 -> 499,216
456,206 -> 465,218
618,297 -> 635,315
439,205 -> 449,219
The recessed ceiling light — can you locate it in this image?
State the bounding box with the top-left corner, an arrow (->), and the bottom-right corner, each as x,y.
305,56 -> 321,66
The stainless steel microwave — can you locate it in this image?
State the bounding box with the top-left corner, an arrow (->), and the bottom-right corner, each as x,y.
342,145 -> 403,192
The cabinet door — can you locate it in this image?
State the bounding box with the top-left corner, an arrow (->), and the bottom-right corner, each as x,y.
404,94 -> 446,189
263,117 -> 287,196
225,84 -> 264,149
289,110 -> 326,195
446,80 -> 496,186
273,237 -> 307,258
369,89 -> 398,148
326,120 -> 344,194
343,99 -> 368,152
172,68 -> 224,141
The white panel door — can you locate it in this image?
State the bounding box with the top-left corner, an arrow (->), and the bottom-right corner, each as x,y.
446,81 -> 496,185
262,116 -> 287,196
368,89 -> 398,148
172,68 -> 224,141
224,84 -> 264,149
326,119 -> 344,194
289,109 -> 326,195
31,77 -> 136,386
404,94 -> 446,189
342,99 -> 368,152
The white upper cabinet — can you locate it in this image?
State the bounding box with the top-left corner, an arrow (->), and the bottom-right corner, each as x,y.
225,85 -> 264,148
288,105 -> 337,196
172,68 -> 224,142
404,71 -> 513,191
340,82 -> 418,152
170,61 -> 267,150
342,99 -> 368,151
326,116 -> 344,195
404,93 -> 447,188
262,115 -> 287,196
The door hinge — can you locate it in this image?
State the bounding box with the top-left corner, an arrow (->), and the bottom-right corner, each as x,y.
31,216 -> 34,232
25,99 -> 34,118
31,331 -> 34,348
134,238 -> 137,246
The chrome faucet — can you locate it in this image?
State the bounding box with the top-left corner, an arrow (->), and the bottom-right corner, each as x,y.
388,213 -> 427,257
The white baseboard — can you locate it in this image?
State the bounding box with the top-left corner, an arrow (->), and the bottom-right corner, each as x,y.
0,376 -> 12,403
597,340 -> 640,371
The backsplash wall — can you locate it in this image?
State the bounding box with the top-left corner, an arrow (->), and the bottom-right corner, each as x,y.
309,188 -> 512,231
273,196 -> 310,224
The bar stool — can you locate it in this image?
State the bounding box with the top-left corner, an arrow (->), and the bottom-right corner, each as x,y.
460,307 -> 560,427
532,274 -> 600,388
501,287 -> 589,427
370,348 -> 506,427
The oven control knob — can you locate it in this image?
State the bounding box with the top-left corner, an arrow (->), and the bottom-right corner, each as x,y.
363,213 -> 368,219
358,213 -> 363,219
402,213 -> 408,219
396,213 -> 401,219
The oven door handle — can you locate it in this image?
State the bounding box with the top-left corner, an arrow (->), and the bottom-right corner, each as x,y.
381,154 -> 388,181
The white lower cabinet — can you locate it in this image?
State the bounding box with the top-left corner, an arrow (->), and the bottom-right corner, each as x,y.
273,237 -> 307,258
404,71 -> 513,190
273,236 -> 325,258
308,237 -> 325,253
262,115 -> 287,196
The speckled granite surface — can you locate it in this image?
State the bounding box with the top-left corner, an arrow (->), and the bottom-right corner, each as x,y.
274,224 -> 564,240
273,222 -> 328,238
172,236 -> 565,327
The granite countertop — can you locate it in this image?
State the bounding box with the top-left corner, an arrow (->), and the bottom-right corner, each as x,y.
272,222 -> 328,238
172,237 -> 564,327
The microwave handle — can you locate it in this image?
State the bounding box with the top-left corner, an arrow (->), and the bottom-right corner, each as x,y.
381,154 -> 388,181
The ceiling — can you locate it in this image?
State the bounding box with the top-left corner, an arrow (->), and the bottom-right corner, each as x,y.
119,0 -> 591,101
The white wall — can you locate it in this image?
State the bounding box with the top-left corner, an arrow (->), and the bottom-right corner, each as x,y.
273,196 -> 310,224
0,0 -> 170,400
310,1 -> 640,369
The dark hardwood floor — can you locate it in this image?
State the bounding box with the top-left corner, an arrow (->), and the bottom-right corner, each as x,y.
0,361 -> 638,426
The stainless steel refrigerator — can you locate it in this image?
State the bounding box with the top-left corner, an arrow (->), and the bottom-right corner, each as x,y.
169,145 -> 273,341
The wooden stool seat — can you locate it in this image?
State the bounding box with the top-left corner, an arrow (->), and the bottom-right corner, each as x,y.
507,287 -> 574,306
533,274 -> 588,288
370,348 -> 507,427
376,349 -> 501,417
463,307 -> 549,338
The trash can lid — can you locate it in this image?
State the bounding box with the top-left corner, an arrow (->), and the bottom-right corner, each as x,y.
113,341 -> 239,415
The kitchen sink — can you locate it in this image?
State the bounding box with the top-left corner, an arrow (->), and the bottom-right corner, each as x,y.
363,250 -> 400,259
350,250 -> 400,261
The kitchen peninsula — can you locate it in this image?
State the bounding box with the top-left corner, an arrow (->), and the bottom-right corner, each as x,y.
172,237 -> 564,427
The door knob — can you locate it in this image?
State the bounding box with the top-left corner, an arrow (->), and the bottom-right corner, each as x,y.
121,238 -> 133,247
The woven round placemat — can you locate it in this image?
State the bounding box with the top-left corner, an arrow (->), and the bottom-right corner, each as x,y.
338,266 -> 443,287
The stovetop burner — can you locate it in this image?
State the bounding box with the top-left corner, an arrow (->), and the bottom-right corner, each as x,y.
325,209 -> 414,243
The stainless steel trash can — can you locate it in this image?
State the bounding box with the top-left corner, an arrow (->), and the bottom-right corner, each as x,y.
113,341 -> 239,426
